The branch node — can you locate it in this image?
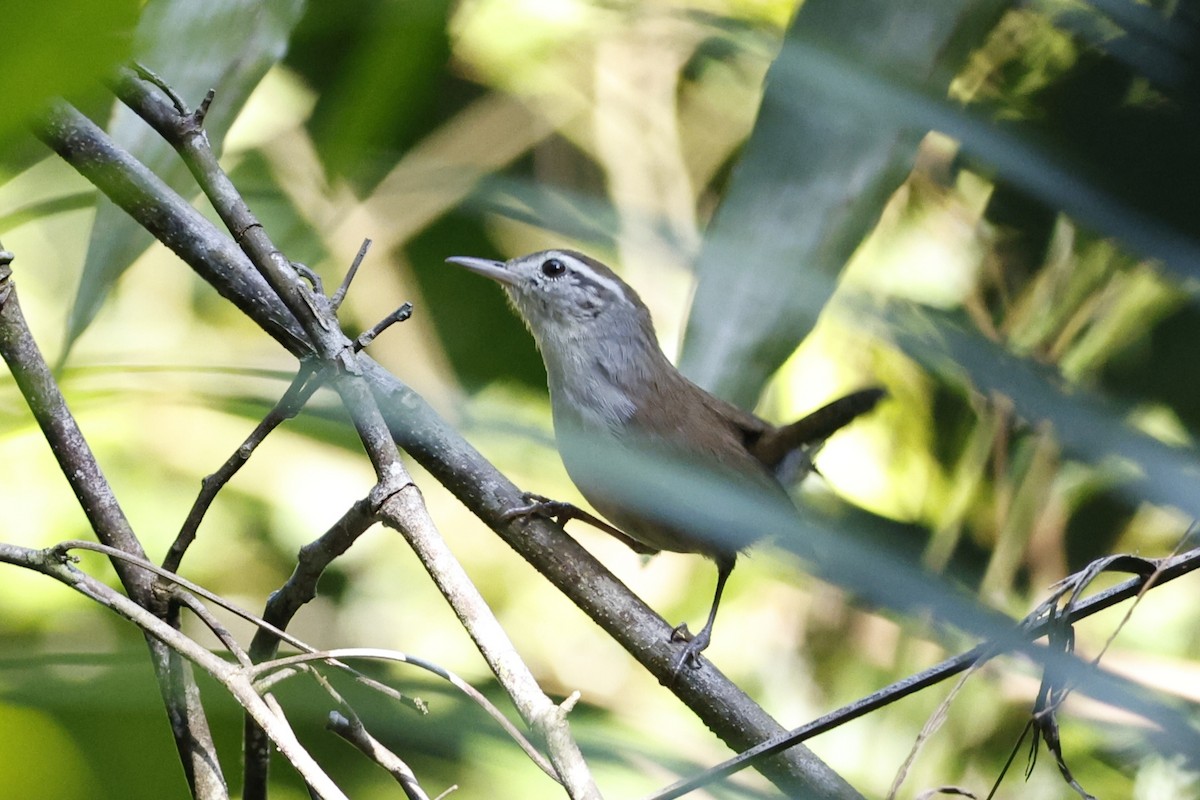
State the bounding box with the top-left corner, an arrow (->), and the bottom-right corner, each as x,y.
354,303 -> 413,352
194,89 -> 215,126
369,474 -> 413,513
47,544 -> 79,565
558,691 -> 581,714
232,220 -> 265,244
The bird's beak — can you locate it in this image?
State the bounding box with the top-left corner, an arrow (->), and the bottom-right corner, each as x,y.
445,256 -> 518,286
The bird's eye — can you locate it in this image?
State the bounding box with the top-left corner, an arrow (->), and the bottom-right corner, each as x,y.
541,258 -> 566,278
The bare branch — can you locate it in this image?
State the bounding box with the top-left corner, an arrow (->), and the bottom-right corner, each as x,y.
257,648 -> 556,779
354,303 -> 413,352
650,546 -> 1200,800
166,363 -> 327,573
243,496 -> 381,795
332,238 -> 373,311
108,69 -> 602,799
251,498 -> 378,661
34,103 -> 311,355
0,541 -> 346,800
0,258 -> 149,590
0,251 -> 225,798
35,97 -> 859,798
175,590 -> 253,668
328,711 -> 431,800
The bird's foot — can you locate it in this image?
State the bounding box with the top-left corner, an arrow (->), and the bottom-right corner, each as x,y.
500,492 -> 573,525
502,492 -> 657,556
669,623 -> 712,677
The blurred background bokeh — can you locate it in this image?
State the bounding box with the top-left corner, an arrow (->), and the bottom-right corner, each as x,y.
1,0 -> 1199,798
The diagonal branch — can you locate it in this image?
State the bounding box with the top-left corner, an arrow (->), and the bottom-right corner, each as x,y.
166,362 -> 327,573
35,97 -> 862,798
0,541 -> 346,800
327,710 -> 431,800
107,69 -> 603,800
0,250 -> 226,799
651,546 -> 1200,799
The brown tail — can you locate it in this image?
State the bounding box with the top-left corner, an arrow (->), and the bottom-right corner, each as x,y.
752,387 -> 887,470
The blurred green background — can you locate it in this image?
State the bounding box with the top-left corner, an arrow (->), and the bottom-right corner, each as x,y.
1,0 -> 1199,798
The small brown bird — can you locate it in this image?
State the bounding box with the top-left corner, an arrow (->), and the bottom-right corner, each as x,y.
447,249 -> 884,671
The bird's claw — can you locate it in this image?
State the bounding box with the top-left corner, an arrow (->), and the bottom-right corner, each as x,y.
668,623 -> 711,677
500,492 -> 564,523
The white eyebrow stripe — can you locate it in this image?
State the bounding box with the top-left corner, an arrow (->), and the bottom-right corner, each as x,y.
556,252 -> 629,304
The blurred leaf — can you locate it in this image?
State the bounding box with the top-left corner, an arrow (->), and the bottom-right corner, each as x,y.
979,40 -> 1200,255
1059,0 -> 1200,93
886,302 -> 1200,520
284,0 -> 460,188
679,0 -> 1008,408
0,0 -> 138,177
469,169 -> 618,249
1099,302 -> 1200,430
0,193 -> 97,236
65,0 -> 307,357
562,419 -> 1200,753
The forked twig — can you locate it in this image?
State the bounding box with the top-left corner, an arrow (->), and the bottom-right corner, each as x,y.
52,539 -> 556,774
256,649 -> 557,779
0,540 -> 345,800
649,545 -> 1200,800
165,362 -> 327,573
110,66 -> 599,798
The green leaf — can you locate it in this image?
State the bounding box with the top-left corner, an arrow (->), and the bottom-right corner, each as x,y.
678,0 -> 1008,409
285,0 -> 456,188
887,302 -> 1200,521
0,0 -> 138,178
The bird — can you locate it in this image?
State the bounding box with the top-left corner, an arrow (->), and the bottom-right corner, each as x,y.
446,248 -> 884,673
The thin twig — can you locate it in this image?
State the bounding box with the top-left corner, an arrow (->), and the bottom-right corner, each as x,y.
354,303 -> 413,352
57,539 -> 327,654
249,497 -> 376,670
55,538 -> 553,768
165,362 -> 326,573
0,251 -> 225,797
132,61 -> 190,115
0,261 -> 151,592
252,656 -> 424,716
251,648 -> 557,779
646,546 -> 1200,800
1094,524 -> 1196,661
332,238 -> 372,310
313,662 -> 431,797
0,541 -> 346,800
70,534 -> 557,779
174,590 -> 254,668
328,711 -> 431,800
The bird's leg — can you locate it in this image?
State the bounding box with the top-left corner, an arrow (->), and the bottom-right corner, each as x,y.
670,554 -> 735,675
502,492 -> 656,555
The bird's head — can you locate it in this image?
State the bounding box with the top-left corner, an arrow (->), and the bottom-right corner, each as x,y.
445,249 -> 655,349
